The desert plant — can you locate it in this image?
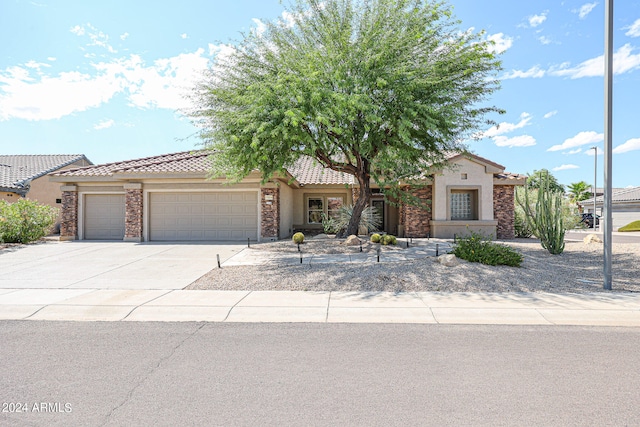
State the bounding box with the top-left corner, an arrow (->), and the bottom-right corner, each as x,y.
452,231 -> 523,267
370,233 -> 381,243
320,213 -> 338,234
619,220 -> 640,232
292,232 -> 305,244
514,207 -> 533,238
517,172 -> 566,254
0,199 -> 58,244
333,205 -> 382,237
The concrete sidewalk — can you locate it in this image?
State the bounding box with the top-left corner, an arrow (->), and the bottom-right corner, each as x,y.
1,288 -> 640,326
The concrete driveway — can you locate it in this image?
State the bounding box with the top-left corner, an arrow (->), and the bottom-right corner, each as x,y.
0,241 -> 245,290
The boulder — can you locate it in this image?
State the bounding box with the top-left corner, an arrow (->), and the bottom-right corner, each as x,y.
437,254 -> 459,267
343,235 -> 361,246
583,234 -> 603,244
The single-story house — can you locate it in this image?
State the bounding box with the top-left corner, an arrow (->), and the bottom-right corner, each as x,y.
580,186 -> 640,230
1,155 -> 93,229
49,150 -> 525,242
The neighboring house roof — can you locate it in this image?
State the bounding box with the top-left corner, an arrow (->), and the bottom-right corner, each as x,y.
581,186 -> 640,205
52,150 -> 525,186
0,154 -> 91,195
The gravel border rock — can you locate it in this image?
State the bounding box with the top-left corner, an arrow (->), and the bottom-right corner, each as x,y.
188,238 -> 640,294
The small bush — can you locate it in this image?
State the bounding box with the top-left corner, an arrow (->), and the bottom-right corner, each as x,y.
0,199 -> 58,244
452,231 -> 523,267
320,213 -> 338,234
292,232 -> 305,244
370,233 -> 381,243
381,234 -> 397,245
619,220 -> 640,232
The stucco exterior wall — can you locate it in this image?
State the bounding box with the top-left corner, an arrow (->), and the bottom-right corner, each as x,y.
432,159 -> 494,221
30,159 -> 91,209
1,192 -> 21,202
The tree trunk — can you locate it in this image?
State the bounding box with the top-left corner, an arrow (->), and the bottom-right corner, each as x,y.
344,170 -> 371,237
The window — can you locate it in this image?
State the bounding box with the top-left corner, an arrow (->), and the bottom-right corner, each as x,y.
306,195 -> 344,224
308,198 -> 324,224
450,190 -> 477,220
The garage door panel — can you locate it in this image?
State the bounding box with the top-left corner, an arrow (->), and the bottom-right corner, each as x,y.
149,192 -> 258,241
84,194 -> 125,240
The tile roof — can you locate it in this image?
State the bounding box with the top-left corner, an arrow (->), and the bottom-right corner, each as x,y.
52,151 -> 213,177
287,156 -> 355,185
581,186 -> 640,204
0,154 -> 90,194
52,150 -> 526,186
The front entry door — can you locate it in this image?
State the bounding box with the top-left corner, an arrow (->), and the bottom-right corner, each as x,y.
372,200 -> 385,232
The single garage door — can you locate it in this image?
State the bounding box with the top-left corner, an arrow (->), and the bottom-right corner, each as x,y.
84,194 -> 125,240
149,192 -> 258,241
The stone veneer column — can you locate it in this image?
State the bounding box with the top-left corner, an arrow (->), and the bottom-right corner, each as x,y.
59,186 -> 78,241
493,185 -> 515,239
402,186 -> 432,238
261,187 -> 280,240
124,183 -> 143,242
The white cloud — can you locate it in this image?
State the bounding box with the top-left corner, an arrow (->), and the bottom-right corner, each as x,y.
585,147 -> 604,156
120,32 -> 129,41
47,57 -> 57,62
480,112 -> 532,138
528,12 -> 548,28
180,33 -> 188,39
544,110 -> 558,119
252,19 -> 267,37
613,138 -> 640,154
553,164 -> 579,171
486,33 -> 513,53
93,119 -> 115,130
493,135 -> 537,148
502,66 -> 545,80
71,23 -> 117,53
575,3 -> 597,19
0,45 -> 213,121
538,36 -> 552,45
281,11 -> 296,27
625,19 -> 640,38
548,131 -> 604,151
566,148 -> 582,155
550,44 -> 640,78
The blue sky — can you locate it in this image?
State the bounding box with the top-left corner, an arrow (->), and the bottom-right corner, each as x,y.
1,0 -> 639,188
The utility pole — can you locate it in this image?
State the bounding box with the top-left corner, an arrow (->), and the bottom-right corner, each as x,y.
591,146 -> 597,228
603,0 -> 613,290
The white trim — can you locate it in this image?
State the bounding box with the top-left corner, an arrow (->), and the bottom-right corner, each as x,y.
143,188 -> 262,242
78,191 -> 125,240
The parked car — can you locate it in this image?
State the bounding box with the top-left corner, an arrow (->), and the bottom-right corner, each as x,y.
579,213 -> 600,228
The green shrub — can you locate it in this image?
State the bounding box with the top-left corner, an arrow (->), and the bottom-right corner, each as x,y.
370,233 -> 381,243
619,220 -> 640,232
292,232 -> 305,244
0,199 -> 58,244
320,213 -> 339,234
333,205 -> 382,235
452,231 -> 523,267
380,234 -> 397,245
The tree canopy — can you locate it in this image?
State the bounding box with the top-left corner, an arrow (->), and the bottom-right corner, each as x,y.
192,0 -> 504,235
526,169 -> 565,194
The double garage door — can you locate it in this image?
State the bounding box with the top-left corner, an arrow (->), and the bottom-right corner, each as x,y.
83,192 -> 258,241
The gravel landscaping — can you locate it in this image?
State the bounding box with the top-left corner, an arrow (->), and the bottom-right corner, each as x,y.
188,236 -> 640,294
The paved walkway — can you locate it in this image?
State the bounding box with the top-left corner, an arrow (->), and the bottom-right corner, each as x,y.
1,288 -> 640,326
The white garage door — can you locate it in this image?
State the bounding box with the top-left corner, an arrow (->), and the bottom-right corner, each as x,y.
84,194 -> 125,240
149,192 -> 258,241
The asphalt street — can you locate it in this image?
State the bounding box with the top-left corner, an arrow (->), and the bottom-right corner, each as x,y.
1,321 -> 639,426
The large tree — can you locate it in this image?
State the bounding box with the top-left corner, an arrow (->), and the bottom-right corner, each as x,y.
526,169 -> 565,194
192,0 -> 503,236
567,181 -> 592,212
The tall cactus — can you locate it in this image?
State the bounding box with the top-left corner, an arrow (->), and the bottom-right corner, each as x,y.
517,172 -> 566,254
